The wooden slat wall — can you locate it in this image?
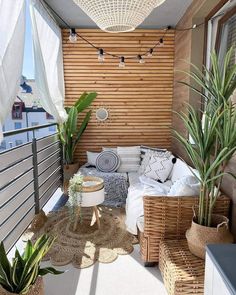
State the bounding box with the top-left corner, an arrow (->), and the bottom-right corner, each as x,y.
62,29 -> 175,163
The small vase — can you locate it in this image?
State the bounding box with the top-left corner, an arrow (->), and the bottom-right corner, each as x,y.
0,277 -> 44,295
186,214 -> 234,259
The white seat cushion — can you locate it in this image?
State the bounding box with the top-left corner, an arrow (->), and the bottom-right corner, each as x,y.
169,158 -> 197,183
137,215 -> 144,233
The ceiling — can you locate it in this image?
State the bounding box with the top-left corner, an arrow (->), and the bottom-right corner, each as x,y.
44,0 -> 193,29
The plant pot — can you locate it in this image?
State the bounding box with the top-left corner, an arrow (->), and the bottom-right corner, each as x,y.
186,214 -> 234,259
63,163 -> 80,193
0,277 -> 44,295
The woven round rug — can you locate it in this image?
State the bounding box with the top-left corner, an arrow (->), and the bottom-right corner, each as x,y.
31,207 -> 136,269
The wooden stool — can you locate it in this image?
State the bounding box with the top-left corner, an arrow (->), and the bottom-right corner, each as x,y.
159,240 -> 205,295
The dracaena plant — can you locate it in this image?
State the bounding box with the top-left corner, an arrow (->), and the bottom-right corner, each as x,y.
58,92 -> 97,165
0,234 -> 63,294
173,47 -> 236,227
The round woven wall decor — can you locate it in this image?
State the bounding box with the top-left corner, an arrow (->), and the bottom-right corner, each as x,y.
96,151 -> 120,172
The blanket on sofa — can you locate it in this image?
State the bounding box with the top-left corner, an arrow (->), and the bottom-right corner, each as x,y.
79,165 -> 128,207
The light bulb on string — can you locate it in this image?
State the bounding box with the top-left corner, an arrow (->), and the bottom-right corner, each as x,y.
98,48 -> 105,63
69,28 -> 77,43
138,55 -> 145,64
159,38 -> 164,47
119,56 -> 125,68
147,48 -> 153,57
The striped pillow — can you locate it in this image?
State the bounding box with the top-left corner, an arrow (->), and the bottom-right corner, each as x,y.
117,146 -> 141,173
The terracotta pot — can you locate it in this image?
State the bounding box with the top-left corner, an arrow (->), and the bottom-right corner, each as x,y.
63,163 -> 79,193
186,214 -> 234,259
0,277 -> 44,295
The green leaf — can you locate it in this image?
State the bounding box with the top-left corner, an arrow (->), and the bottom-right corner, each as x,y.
38,267 -> 64,276
75,92 -> 97,113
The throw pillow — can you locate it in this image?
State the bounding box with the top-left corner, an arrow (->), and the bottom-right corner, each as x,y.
117,146 -> 141,173
96,151 -> 120,173
144,153 -> 174,183
168,175 -> 200,196
140,145 -> 167,161
86,151 -> 100,166
138,150 -> 172,175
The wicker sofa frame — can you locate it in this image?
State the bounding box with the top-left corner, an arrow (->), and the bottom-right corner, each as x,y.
139,195 -> 231,264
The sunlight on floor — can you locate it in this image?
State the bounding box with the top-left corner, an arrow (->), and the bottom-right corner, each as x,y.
8,189 -> 167,295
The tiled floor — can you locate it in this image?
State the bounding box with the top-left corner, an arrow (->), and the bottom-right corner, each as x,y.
9,190 -> 167,295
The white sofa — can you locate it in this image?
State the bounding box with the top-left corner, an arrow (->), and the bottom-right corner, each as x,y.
125,158 -> 199,235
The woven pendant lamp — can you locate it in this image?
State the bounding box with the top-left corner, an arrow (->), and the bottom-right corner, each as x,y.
73,0 -> 166,33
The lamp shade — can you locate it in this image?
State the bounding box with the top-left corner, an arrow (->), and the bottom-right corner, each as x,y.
73,0 -> 166,33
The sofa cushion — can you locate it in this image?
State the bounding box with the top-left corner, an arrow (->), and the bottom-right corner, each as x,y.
140,145 -> 167,161
168,175 -> 200,196
138,150 -> 170,175
86,151 -> 100,166
169,158 -> 196,183
137,215 -> 144,233
96,151 -> 120,173
144,153 -> 174,183
117,146 -> 141,173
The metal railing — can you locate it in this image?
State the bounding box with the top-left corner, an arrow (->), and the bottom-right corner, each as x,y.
0,123 -> 63,251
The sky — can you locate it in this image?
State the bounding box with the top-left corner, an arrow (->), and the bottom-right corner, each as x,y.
22,1 -> 34,79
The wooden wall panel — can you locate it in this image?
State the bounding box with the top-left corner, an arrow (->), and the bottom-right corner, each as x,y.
62,29 -> 175,163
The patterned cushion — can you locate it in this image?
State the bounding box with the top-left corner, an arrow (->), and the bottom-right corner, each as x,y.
96,151 -> 120,173
140,145 -> 167,161
117,146 -> 141,173
144,153 -> 174,183
139,150 -> 170,175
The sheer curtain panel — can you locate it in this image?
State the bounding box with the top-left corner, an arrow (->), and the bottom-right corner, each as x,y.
0,0 -> 26,142
30,0 -> 67,124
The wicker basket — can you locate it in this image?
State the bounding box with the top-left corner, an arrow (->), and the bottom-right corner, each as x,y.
159,240 -> 204,295
139,195 -> 231,263
82,176 -> 104,192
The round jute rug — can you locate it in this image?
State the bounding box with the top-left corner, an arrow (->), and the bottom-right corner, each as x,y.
32,207 -> 136,269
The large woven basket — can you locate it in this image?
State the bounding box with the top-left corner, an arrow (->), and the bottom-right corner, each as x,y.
0,278 -> 44,295
82,176 -> 104,192
139,195 -> 231,263
159,240 -> 205,295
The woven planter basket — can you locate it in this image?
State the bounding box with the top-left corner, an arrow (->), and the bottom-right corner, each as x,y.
186,214 -> 234,259
82,176 -> 104,193
0,278 -> 44,295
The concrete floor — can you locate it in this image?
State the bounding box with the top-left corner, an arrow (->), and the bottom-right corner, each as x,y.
10,189 -> 167,295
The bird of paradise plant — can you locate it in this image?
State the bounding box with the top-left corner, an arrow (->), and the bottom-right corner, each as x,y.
173,47 -> 236,227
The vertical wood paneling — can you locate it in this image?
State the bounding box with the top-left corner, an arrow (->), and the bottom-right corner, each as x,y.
62,29 -> 175,163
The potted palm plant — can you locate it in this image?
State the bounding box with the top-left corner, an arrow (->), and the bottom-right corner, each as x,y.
0,235 -> 63,295
58,92 -> 97,190
173,48 -> 236,259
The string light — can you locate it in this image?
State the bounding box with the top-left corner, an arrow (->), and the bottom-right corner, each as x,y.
98,48 -> 105,63
119,56 -> 125,68
42,0 -> 208,67
147,48 -> 153,57
138,55 -> 145,64
159,38 -> 164,47
69,28 -> 77,43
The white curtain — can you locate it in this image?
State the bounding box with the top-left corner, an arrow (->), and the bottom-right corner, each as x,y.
0,0 -> 26,142
30,0 -> 67,124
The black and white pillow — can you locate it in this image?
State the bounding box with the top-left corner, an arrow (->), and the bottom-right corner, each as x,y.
144,153 -> 175,183
96,151 -> 120,173
139,150 -> 170,175
140,145 -> 167,162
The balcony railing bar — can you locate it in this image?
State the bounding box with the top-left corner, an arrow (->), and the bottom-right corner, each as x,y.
2,123 -> 57,137
0,193 -> 34,227
0,178 -> 34,209
0,167 -> 33,191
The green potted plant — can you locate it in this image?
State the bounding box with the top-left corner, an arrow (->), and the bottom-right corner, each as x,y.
173,48 -> 236,259
58,92 -> 97,190
0,235 -> 63,295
